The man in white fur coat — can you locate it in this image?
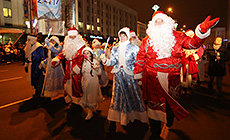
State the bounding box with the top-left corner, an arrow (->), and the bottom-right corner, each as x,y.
51,26 -> 86,105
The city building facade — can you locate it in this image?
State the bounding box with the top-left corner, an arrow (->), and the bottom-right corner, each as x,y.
137,21 -> 147,40
72,0 -> 138,42
0,0 -> 25,44
0,0 -> 140,44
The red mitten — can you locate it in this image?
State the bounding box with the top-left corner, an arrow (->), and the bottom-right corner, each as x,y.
188,55 -> 195,61
200,16 -> 220,33
51,61 -> 57,67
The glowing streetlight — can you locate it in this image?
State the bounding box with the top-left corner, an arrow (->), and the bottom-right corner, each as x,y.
183,25 -> 186,28
168,7 -> 173,13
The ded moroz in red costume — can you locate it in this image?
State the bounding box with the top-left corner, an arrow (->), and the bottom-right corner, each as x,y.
134,11 -> 220,123
51,26 -> 86,104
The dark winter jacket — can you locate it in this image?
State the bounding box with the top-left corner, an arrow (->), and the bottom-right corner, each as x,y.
206,45 -> 229,76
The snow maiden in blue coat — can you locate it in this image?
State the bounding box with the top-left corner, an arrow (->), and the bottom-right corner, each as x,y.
100,27 -> 148,136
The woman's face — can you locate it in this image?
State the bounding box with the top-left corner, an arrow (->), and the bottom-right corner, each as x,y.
214,37 -> 222,45
83,50 -> 92,59
50,39 -> 56,45
119,33 -> 128,43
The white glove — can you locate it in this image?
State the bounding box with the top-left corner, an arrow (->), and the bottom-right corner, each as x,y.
45,38 -> 49,47
45,37 -> 49,44
100,53 -> 107,63
38,61 -> 46,69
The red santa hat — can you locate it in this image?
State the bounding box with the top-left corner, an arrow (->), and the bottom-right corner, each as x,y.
130,31 -> 136,37
151,11 -> 168,22
82,47 -> 93,55
118,27 -> 130,39
68,26 -> 78,36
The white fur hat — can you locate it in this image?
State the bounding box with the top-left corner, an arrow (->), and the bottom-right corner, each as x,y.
27,34 -> 37,40
82,47 -> 93,55
118,27 -> 130,39
50,36 -> 60,44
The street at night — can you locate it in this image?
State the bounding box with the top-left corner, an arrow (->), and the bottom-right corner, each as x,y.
1,0 -> 230,140
0,62 -> 230,140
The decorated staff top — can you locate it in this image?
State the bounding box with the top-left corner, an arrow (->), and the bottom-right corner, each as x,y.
152,4 -> 160,12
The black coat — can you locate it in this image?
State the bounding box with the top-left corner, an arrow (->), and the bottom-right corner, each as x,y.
206,45 -> 229,76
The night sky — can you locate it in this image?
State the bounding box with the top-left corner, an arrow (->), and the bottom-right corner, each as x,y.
116,0 -> 228,30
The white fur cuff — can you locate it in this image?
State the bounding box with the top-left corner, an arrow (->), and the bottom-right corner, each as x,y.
51,57 -> 60,66
134,73 -> 142,79
104,59 -> 111,66
195,24 -> 211,39
193,54 -> 199,61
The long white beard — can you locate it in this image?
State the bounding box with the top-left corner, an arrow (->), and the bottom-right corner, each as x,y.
146,17 -> 176,59
63,36 -> 84,60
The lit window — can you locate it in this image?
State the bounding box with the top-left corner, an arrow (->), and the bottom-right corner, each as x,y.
78,22 -> 83,28
87,24 -> 91,30
8,9 -> 11,17
97,18 -> 100,23
92,25 -> 94,31
97,26 -> 101,32
3,8 -> 8,17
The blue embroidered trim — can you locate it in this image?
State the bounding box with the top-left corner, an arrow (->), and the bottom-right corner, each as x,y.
135,60 -> 145,66
188,41 -> 196,49
153,63 -> 182,69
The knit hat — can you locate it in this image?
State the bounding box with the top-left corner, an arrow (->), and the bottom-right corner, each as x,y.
68,26 -> 78,36
118,27 -> 130,39
50,36 -> 60,44
82,47 -> 93,55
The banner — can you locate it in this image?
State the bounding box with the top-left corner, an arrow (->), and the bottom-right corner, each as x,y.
32,0 -> 38,18
37,19 -> 65,36
24,0 -> 29,20
37,0 -> 61,20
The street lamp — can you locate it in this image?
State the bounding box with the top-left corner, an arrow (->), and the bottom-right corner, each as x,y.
168,7 -> 173,13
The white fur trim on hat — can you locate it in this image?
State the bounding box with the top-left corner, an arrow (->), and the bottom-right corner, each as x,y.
82,47 -> 93,55
151,13 -> 168,24
27,35 -> 36,40
68,30 -> 78,36
50,36 -> 60,44
118,27 -> 130,39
